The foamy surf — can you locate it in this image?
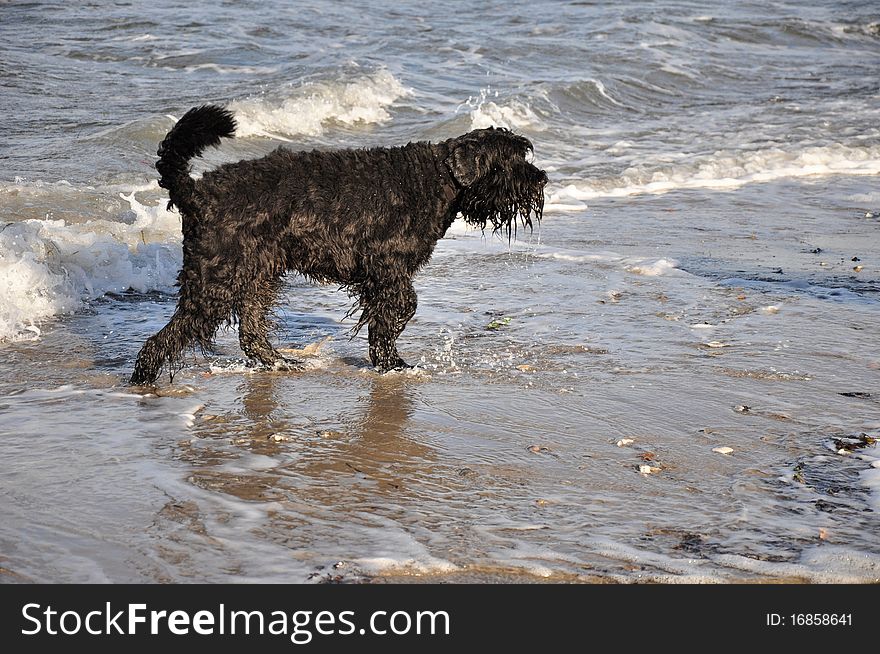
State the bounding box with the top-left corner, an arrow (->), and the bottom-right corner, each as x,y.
228,69 -> 410,140
855,427 -> 880,512
462,88 -> 546,131
0,188 -> 181,342
353,556 -> 459,576
181,63 -> 278,76
550,142 -> 880,203
439,221 -> 681,275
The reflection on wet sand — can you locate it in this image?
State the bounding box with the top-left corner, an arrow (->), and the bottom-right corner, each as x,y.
150,370 -> 453,580
178,370 -> 439,509
239,374 -> 288,453
283,373 -> 439,500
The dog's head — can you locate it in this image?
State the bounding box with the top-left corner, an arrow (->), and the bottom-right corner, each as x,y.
444,127 -> 548,239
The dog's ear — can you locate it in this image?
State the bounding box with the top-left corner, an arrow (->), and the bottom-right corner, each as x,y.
445,135 -> 491,187
445,128 -> 534,187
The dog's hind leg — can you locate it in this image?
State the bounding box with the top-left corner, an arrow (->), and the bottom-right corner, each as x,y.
364,278 -> 418,372
237,276 -> 296,369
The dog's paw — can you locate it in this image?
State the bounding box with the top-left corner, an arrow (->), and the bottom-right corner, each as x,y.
272,356 -> 304,373
129,368 -> 159,386
244,355 -> 303,373
375,359 -> 413,373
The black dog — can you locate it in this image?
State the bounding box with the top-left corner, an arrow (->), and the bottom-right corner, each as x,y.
130,105 -> 547,384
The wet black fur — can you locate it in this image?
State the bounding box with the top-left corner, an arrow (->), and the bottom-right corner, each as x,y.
130,105 -> 547,384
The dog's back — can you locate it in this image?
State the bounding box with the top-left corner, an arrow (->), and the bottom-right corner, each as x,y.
194,143 -> 458,283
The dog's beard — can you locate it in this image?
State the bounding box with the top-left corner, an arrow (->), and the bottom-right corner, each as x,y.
457,162 -> 546,240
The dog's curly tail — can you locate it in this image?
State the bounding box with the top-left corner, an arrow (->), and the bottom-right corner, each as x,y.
156,105 -> 236,212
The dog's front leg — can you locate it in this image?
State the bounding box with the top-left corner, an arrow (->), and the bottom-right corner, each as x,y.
130,332 -> 169,385
130,310 -> 211,384
365,279 -> 417,372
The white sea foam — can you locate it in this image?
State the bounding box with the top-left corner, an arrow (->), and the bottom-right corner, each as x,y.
849,191 -> 880,204
859,439 -> 880,512
469,100 -> 545,131
228,70 -> 409,140
549,143 -> 880,204
545,537 -> 880,583
183,63 -> 278,75
440,219 -> 682,279
0,187 -> 181,342
585,78 -> 626,108
543,197 -> 588,213
109,33 -> 158,42
353,556 -> 459,576
624,257 -> 678,276
462,87 -> 545,131
714,547 -> 880,583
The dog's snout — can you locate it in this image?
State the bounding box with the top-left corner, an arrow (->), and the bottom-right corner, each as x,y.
522,160 -> 548,187
536,167 -> 548,186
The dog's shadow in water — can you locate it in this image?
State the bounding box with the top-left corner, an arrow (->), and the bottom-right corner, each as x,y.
239,372 -> 436,496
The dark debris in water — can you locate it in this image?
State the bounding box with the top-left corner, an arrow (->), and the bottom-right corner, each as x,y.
791,452 -> 870,497
643,528 -> 719,558
309,573 -> 346,583
543,344 -> 609,356
674,533 -> 717,556
814,499 -> 845,513
749,439 -> 879,554
307,562 -> 377,585
829,433 -> 877,453
837,391 -> 872,400
678,257 -> 880,300
485,316 -> 512,331
527,445 -> 560,459
792,461 -> 806,484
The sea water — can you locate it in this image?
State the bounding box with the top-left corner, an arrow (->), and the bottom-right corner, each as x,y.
1,0 -> 878,582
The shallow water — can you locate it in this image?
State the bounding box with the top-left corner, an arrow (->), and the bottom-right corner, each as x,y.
1,1 -> 879,582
